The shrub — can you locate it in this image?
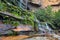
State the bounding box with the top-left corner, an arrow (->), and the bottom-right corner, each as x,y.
34,6 -> 60,29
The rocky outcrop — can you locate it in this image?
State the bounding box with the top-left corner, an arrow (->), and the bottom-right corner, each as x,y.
28,0 -> 60,7
0,22 -> 33,35
0,24 -> 15,35
41,0 -> 60,8
29,0 -> 41,4
12,24 -> 33,32
28,0 -> 60,11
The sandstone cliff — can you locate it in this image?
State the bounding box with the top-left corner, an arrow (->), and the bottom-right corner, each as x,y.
28,0 -> 60,11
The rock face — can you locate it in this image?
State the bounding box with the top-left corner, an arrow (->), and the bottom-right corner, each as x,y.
0,24 -> 33,35
30,0 -> 41,4
24,37 -> 48,40
19,0 -> 28,9
12,24 -> 34,35
0,24 -> 15,35
27,0 -> 60,11
12,24 -> 33,32
41,0 -> 60,8
18,0 -> 60,11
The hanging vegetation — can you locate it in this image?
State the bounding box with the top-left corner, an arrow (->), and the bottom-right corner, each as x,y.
0,0 -> 35,26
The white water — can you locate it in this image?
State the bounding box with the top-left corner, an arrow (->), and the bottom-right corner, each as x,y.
35,19 -> 53,34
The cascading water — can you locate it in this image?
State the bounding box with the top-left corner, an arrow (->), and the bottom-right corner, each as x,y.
35,19 -> 53,34
45,23 -> 53,34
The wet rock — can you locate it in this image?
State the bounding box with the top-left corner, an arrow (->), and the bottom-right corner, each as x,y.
0,24 -> 15,35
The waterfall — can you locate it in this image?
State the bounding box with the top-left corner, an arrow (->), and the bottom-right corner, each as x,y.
35,18 -> 53,34
18,0 -> 53,34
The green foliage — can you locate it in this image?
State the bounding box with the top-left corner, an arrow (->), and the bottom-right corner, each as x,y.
0,0 -> 35,26
54,10 -> 60,27
35,6 -> 60,29
35,6 -> 54,22
1,0 -> 60,30
0,2 -> 7,11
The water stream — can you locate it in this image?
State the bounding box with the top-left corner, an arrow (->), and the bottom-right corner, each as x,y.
35,19 -> 53,34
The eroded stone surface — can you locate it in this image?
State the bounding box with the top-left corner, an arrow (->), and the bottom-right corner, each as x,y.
12,24 -> 33,32
28,0 -> 60,11
0,24 -> 15,35
24,37 -> 47,40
